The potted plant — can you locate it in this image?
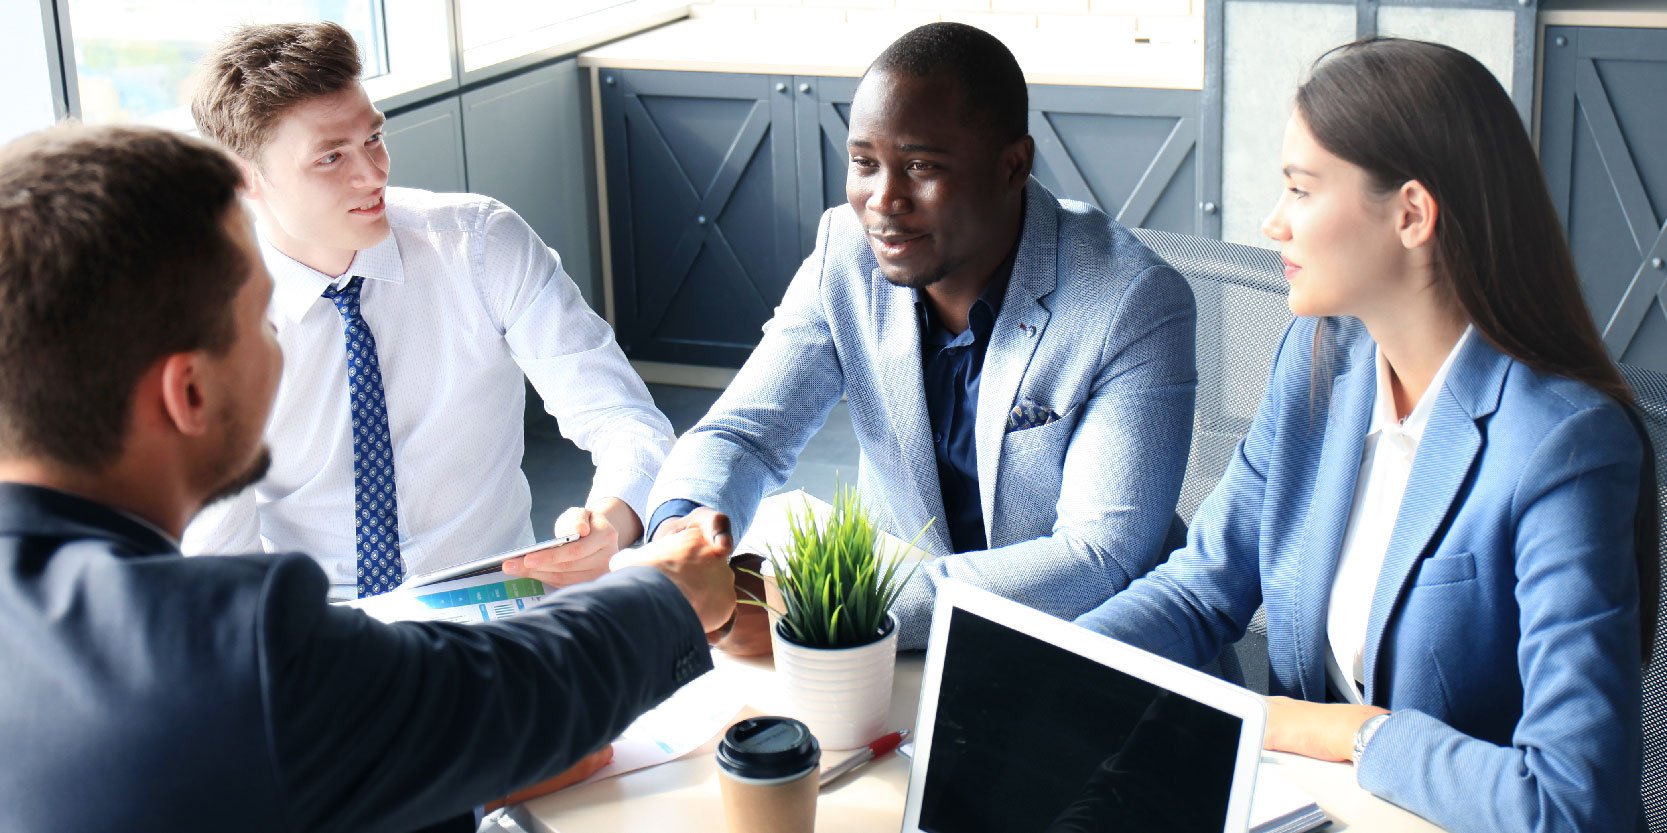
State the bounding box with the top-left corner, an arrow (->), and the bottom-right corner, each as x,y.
749,485 -> 928,749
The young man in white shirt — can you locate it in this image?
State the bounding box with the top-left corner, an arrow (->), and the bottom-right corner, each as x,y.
185,21 -> 675,597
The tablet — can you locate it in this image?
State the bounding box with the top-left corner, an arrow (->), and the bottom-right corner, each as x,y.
901,583 -> 1267,833
403,533 -> 580,588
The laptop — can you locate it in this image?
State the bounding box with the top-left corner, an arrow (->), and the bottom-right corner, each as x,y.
900,583 -> 1269,833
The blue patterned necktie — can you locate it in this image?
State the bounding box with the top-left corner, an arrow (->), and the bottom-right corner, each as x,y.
323,276 -> 404,597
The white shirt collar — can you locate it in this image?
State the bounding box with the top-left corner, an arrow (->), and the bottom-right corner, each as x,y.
115,505 -> 181,550
1369,324 -> 1475,446
264,231 -> 405,325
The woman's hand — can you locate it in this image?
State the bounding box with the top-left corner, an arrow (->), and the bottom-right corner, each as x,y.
1263,696 -> 1388,762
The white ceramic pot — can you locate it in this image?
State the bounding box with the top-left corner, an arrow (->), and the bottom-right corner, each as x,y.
770,612 -> 899,750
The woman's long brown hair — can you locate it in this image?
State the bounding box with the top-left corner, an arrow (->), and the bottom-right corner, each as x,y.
1298,38 -> 1658,662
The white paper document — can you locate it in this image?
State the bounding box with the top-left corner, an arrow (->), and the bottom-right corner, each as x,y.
579,660 -> 750,785
342,570 -> 549,624
1251,763 -> 1329,833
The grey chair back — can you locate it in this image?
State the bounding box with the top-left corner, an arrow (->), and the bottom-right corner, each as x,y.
1621,363 -> 1667,833
1128,228 -> 1291,524
1129,228 -> 1290,691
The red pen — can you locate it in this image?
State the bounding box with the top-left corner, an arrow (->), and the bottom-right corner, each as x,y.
818,729 -> 910,789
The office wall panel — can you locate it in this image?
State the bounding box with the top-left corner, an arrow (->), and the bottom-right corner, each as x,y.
1376,6 -> 1515,94
385,97 -> 467,195
464,59 -> 603,309
1219,1 -> 1354,247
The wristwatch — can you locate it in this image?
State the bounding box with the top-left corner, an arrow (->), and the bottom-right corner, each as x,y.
1351,713 -> 1391,764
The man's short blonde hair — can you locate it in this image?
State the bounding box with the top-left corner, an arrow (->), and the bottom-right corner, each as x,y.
191,21 -> 362,160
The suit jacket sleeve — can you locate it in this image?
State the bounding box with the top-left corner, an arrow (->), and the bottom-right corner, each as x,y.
1355,401 -> 1643,833
1073,318 -> 1303,665
256,562 -> 711,833
889,260 -> 1199,649
645,210 -> 847,541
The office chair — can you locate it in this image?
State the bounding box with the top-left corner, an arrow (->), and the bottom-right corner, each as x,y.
1621,362 -> 1667,833
1129,227 -> 1290,692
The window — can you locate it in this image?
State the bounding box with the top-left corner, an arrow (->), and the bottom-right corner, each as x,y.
64,0 -> 449,129
458,0 -> 685,74
462,0 -> 631,54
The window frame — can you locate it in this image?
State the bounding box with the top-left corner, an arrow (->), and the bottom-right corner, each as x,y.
43,0 -> 696,121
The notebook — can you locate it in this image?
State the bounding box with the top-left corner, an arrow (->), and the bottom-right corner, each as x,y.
899,583 -> 1327,833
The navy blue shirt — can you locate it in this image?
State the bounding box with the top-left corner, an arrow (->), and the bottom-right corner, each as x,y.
916,251 -> 1015,554
647,250 -> 1018,551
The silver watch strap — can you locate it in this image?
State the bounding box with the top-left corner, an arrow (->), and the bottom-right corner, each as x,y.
1352,713 -> 1391,764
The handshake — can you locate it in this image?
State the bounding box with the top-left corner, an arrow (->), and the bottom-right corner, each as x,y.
499,503 -> 739,633
618,507 -> 739,633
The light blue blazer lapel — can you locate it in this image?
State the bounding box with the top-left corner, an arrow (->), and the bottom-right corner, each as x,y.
870,267 -> 953,554
976,186 -> 1056,542
1283,328 -> 1375,701
1360,337 -> 1507,703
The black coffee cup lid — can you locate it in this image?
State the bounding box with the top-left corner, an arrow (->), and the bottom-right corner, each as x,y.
716,717 -> 821,779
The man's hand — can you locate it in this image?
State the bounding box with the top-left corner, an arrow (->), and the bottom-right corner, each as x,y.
485,744 -> 614,811
618,521 -> 736,632
650,506 -> 732,550
503,499 -> 642,587
1262,696 -> 1388,762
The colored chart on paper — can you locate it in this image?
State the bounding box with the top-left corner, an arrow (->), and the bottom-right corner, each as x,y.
342,571 -> 548,624
415,577 -> 546,621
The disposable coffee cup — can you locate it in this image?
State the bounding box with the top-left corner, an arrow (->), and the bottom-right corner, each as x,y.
716,716 -> 821,833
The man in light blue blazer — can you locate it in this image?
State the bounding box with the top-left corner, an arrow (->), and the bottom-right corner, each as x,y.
647,23 -> 1197,649
1078,316 -> 1644,832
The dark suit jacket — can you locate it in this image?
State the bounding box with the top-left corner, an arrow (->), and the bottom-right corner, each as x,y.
0,483 -> 711,832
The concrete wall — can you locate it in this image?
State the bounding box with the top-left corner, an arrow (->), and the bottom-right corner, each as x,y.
1219,1 -> 1523,248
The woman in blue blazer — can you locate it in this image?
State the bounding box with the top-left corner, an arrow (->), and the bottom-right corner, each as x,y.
1076,38 -> 1656,833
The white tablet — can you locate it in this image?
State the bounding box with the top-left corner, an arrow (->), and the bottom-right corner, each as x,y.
900,583 -> 1267,833
402,533 -> 580,588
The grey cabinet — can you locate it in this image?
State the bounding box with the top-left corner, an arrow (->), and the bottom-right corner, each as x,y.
384,97 -> 467,194
463,59 -> 602,308
1029,85 -> 1201,235
383,60 -> 604,310
601,68 -> 1203,367
1541,25 -> 1667,372
600,70 -> 801,367
790,78 -> 1204,246
794,77 -> 860,254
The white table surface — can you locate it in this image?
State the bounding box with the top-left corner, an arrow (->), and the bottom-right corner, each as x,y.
520,651 -> 1446,833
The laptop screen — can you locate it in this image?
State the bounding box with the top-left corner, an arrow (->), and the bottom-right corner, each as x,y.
916,607 -> 1244,833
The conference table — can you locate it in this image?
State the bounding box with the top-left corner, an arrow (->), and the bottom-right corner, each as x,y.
518,648 -> 1448,833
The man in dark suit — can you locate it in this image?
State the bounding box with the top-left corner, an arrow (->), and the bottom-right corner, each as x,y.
0,124 -> 736,833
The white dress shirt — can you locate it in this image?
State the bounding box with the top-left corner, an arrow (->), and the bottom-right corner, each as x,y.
1325,325 -> 1474,703
184,188 -> 674,588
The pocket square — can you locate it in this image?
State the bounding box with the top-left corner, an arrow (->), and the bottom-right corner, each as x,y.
1006,398 -> 1060,432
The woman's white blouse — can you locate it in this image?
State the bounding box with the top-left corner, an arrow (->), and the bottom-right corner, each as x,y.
1325,325 -> 1475,703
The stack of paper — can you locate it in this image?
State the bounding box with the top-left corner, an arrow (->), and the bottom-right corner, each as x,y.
1250,766 -> 1329,833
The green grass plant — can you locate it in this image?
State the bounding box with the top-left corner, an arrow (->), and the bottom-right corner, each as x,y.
749,485 -> 929,649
